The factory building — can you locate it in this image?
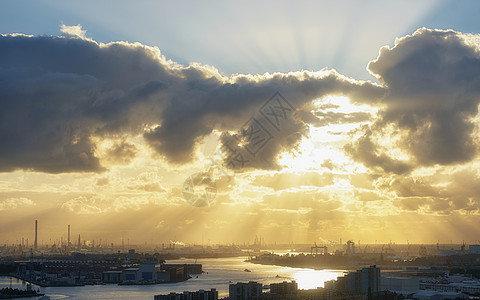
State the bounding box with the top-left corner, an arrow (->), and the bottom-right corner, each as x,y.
102,262 -> 189,284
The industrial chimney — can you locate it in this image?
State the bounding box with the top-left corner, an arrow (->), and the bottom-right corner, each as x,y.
67,224 -> 70,249
34,220 -> 38,251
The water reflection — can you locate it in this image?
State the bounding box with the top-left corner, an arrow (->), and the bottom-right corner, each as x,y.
0,257 -> 346,299
293,269 -> 343,290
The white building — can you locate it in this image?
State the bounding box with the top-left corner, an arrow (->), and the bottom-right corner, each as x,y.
121,262 -> 162,283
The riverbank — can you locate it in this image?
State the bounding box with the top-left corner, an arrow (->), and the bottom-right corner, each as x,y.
9,274 -> 84,288
0,287 -> 44,299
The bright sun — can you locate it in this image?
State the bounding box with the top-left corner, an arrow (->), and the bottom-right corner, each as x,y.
278,96 -> 376,173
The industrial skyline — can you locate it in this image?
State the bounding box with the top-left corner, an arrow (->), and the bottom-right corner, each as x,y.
2,220 -> 479,251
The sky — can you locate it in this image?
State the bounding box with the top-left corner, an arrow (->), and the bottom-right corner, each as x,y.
1,0 -> 480,247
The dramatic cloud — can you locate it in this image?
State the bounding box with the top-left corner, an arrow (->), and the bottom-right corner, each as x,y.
0,27 -> 383,173
4,26 -> 480,243
386,168 -> 480,215
103,141 -> 138,165
298,106 -> 372,127
61,193 -> 162,215
0,197 -> 35,211
253,171 -> 334,191
60,24 -> 87,39
262,189 -> 345,231
0,32 -> 169,172
347,28 -> 480,173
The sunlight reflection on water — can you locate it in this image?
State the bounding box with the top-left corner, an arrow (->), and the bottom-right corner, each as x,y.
293,269 -> 342,290
0,256 -> 347,299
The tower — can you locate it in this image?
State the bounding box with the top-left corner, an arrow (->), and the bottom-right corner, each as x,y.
34,220 -> 38,251
67,225 -> 70,249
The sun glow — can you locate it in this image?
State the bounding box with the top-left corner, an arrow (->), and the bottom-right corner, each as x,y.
3,4 -> 480,249
313,95 -> 378,115
279,96 -> 377,173
279,128 -> 359,172
293,269 -> 345,290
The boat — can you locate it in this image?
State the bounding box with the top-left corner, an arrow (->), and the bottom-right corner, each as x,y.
244,269 -> 251,272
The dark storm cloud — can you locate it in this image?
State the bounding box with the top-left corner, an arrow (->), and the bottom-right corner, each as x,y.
347,28 -> 480,173
145,71 -> 383,168
0,33 -> 171,172
0,31 -> 384,173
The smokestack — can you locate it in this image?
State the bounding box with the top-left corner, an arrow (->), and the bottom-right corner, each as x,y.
67,225 -> 70,249
34,220 -> 38,251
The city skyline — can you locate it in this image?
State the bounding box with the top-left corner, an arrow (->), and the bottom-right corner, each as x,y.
2,1 -> 480,245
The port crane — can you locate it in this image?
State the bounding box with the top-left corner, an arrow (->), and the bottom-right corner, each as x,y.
311,242 -> 328,256
346,240 -> 355,255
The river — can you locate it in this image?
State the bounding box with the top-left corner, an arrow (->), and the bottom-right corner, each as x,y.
0,256 -> 346,299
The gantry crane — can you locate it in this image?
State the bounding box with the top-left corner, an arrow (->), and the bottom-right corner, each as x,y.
311,242 -> 328,256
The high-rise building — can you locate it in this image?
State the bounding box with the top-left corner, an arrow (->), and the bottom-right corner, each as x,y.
270,281 -> 298,295
361,265 -> 381,294
337,265 -> 381,295
229,281 -> 263,300
154,288 -> 218,300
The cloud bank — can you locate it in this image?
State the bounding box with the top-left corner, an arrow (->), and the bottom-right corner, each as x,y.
0,27 -> 383,173
346,28 -> 480,174
1,27 -> 480,177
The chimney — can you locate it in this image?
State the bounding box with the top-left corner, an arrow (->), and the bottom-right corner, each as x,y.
34,220 -> 38,251
67,225 -> 70,249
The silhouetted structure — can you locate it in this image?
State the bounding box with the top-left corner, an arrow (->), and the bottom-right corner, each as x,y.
102,262 -> 194,284
269,281 -> 298,296
34,220 -> 38,251
346,240 -> 355,255
336,265 -> 380,296
154,288 -> 218,300
229,281 -> 262,300
67,225 -> 70,249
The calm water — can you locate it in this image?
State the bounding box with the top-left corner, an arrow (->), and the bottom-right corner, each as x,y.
0,256 -> 346,299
